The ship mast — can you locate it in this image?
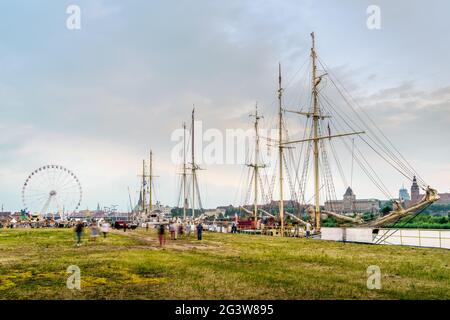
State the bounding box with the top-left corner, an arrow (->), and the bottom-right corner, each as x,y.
182,122 -> 188,221
248,103 -> 265,221
148,150 -> 153,212
141,159 -> 146,213
278,63 -> 285,236
283,32 -> 364,232
191,108 -> 196,219
127,186 -> 133,214
311,32 -> 321,232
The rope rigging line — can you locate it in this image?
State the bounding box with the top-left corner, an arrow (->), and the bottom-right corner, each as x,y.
233,157 -> 249,206
329,138 -> 349,188
317,55 -> 426,186
260,165 -> 273,206
244,170 -> 255,207
257,172 -> 269,207
319,92 -> 415,188
316,60 -> 417,182
282,151 -> 300,209
325,110 -> 393,199
318,96 -> 389,193
194,174 -> 204,212
318,90 -> 414,180
319,96 -> 392,199
176,178 -> 183,208
374,203 -> 433,245
321,141 -> 338,203
299,139 -> 312,205
318,123 -> 338,206
328,71 -> 427,187
291,114 -> 311,205
268,157 -> 278,204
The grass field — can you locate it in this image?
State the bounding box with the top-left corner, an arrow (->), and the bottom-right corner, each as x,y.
0,228 -> 449,299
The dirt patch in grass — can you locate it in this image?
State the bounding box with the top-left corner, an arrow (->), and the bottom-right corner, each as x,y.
114,229 -> 223,251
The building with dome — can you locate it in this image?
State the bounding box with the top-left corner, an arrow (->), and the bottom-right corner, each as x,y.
399,186 -> 410,202
324,187 -> 381,214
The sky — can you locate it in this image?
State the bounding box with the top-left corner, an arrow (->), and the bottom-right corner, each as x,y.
0,0 -> 449,212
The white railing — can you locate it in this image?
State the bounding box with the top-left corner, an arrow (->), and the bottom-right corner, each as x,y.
374,228 -> 450,249
321,227 -> 450,249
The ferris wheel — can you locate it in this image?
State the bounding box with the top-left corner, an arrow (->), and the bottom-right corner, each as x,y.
22,165 -> 82,219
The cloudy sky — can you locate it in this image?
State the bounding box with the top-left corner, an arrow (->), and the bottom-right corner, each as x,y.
0,0 -> 449,212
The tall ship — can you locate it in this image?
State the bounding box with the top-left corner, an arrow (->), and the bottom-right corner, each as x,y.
235,33 -> 440,236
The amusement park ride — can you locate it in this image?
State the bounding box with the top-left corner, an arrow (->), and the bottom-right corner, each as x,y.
21,165 -> 82,222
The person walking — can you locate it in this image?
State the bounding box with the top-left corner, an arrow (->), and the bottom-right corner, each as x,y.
305,222 -> 312,238
196,222 -> 203,241
158,224 -> 166,247
75,221 -> 84,246
173,222 -> 178,240
169,222 -> 175,240
186,223 -> 191,238
90,221 -> 99,241
178,223 -> 184,239
101,221 -> 110,238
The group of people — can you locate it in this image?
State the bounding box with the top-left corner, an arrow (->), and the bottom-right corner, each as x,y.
1,219 -> 77,229
71,218 -> 313,247
74,220 -> 110,246
73,219 -> 206,247
157,221 -> 204,246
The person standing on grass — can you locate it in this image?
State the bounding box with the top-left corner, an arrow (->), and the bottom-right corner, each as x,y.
169,222 -> 175,240
196,222 -> 203,241
158,224 -> 166,246
101,221 -> 110,238
90,221 -> 99,241
185,223 -> 191,238
174,221 -> 178,240
75,221 -> 84,246
178,223 -> 184,239
146,222 -> 149,232
305,222 -> 311,238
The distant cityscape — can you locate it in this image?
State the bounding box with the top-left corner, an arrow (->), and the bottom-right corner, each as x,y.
325,177 -> 450,215
1,176 -> 449,224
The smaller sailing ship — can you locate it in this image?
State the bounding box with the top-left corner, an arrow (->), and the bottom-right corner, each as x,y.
132,149 -> 164,223
175,108 -> 206,222
237,103 -> 268,231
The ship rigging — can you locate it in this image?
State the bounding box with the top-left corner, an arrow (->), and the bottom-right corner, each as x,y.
236,32 -> 440,235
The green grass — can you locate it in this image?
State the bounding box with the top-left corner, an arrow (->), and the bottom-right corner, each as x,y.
0,228 -> 449,299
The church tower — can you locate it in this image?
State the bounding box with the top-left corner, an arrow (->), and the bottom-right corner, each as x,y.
410,176 -> 420,203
